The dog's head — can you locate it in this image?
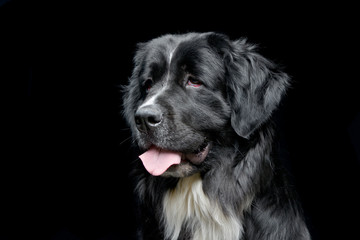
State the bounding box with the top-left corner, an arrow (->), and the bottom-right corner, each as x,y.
123,32 -> 289,177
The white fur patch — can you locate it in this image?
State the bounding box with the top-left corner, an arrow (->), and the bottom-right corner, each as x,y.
168,48 -> 176,64
139,88 -> 164,108
138,46 -> 177,109
163,173 -> 242,240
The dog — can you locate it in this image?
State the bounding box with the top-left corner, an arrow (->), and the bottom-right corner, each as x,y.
123,32 -> 311,240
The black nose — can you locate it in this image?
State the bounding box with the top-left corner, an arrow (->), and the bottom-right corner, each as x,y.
134,105 -> 163,132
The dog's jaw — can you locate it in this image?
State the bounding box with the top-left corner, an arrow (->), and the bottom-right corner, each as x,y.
138,143 -> 210,178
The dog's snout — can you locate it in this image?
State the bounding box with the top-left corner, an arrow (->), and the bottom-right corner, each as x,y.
135,105 -> 163,132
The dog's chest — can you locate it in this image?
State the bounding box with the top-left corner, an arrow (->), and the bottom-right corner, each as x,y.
162,173 -> 242,240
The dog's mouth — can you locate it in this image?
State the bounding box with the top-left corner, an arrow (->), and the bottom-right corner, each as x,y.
139,142 -> 210,176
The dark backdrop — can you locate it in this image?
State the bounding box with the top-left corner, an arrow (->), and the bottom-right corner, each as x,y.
1,1 -> 359,239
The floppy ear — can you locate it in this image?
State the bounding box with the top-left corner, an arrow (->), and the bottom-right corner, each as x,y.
222,37 -> 290,139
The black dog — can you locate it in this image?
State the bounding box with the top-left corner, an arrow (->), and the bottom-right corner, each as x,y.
123,32 -> 310,240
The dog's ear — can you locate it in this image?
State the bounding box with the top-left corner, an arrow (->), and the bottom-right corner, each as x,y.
207,33 -> 290,139
227,39 -> 290,139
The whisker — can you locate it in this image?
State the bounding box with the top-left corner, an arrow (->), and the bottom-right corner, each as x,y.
119,136 -> 133,145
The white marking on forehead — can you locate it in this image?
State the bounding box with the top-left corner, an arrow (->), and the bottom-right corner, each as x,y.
138,44 -> 179,110
166,46 -> 177,83
167,41 -> 179,69
168,48 -> 176,64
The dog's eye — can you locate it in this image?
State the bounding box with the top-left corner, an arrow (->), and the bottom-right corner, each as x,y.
186,75 -> 202,88
144,78 -> 153,92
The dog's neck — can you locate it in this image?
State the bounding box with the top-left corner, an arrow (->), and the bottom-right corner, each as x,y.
202,125 -> 275,214
162,126 -> 276,240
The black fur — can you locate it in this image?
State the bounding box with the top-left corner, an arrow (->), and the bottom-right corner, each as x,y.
123,32 -> 310,240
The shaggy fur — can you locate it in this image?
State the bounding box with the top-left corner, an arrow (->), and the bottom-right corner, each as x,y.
123,32 -> 311,240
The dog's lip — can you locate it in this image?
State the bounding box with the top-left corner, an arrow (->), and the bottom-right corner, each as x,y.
182,143 -> 210,165
142,142 -> 210,165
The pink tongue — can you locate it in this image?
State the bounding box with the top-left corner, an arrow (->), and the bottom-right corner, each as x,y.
139,146 -> 182,176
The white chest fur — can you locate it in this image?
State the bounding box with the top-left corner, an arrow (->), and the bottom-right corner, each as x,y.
162,173 -> 242,240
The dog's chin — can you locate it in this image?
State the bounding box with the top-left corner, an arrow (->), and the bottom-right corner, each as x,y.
160,163 -> 199,178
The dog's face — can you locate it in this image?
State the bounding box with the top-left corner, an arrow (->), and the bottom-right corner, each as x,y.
123,32 -> 289,177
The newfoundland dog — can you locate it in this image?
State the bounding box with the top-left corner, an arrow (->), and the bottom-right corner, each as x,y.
123,32 -> 310,240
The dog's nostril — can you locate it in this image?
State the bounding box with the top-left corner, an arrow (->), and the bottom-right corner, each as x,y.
147,115 -> 161,125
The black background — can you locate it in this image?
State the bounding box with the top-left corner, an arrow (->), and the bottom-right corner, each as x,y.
1,1 -> 359,239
